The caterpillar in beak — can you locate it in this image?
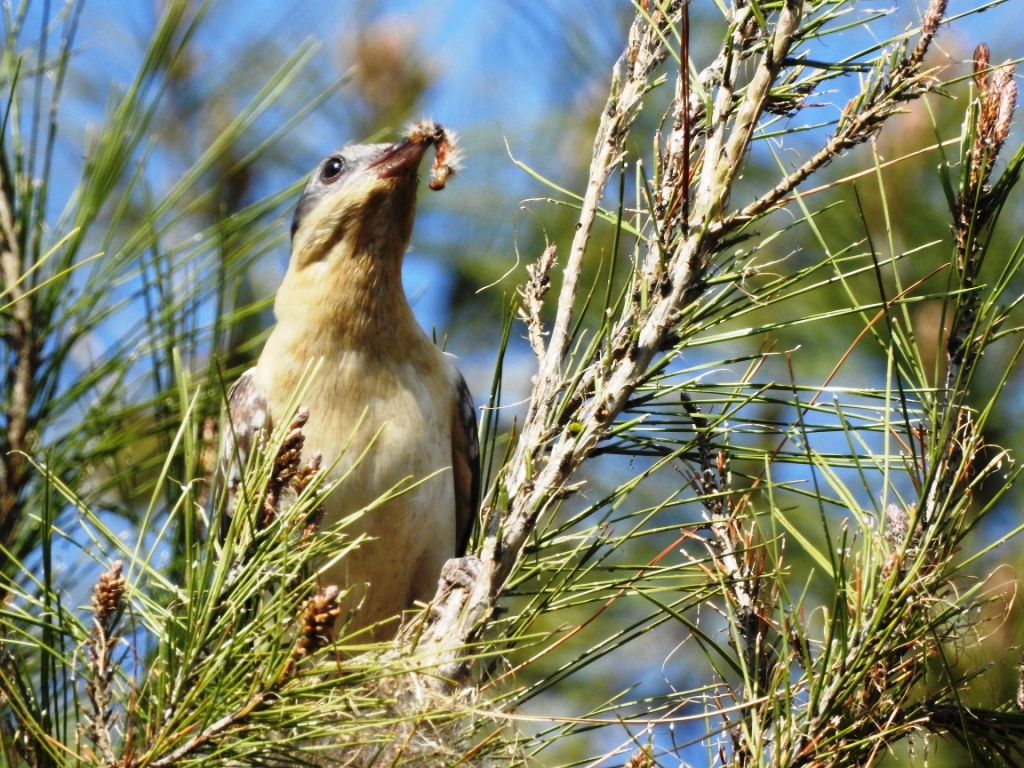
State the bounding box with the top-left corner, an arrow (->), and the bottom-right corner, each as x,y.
406,119 -> 461,191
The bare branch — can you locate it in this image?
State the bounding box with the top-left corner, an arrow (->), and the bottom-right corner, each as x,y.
416,0 -> 964,692
0,164 -> 37,551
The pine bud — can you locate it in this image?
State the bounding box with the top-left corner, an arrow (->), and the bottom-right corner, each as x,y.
92,561 -> 125,629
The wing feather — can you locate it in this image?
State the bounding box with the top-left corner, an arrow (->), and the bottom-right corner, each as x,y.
450,370 -> 480,556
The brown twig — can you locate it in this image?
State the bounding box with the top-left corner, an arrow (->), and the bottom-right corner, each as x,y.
0,165 -> 38,554
147,694 -> 268,768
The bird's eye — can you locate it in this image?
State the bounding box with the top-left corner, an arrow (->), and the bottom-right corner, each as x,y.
320,156 -> 345,183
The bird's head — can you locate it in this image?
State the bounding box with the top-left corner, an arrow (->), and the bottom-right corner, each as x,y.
272,124 -> 456,346
288,138 -> 430,270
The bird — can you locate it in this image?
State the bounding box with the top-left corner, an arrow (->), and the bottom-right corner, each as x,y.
216,125 -> 479,637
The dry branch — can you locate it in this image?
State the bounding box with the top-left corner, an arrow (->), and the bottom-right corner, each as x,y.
0,165 -> 37,553
418,0 -> 957,690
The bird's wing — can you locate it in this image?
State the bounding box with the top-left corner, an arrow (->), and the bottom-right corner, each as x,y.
215,368 -> 272,540
450,369 -> 480,556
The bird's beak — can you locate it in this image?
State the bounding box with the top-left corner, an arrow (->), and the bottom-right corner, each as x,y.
367,139 -> 429,180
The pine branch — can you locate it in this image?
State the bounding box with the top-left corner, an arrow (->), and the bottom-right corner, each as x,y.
418,0 -> 957,691
0,163 -> 37,552
83,562 -> 125,768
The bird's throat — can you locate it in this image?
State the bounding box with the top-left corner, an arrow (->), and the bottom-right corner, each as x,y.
272,237 -> 418,359
271,176 -> 422,360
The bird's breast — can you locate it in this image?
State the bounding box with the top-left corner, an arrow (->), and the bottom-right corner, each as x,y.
304,353 -> 451,487
252,338 -> 457,633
